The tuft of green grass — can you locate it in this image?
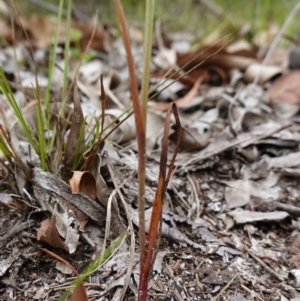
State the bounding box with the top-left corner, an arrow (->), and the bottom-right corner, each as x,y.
0,0 -> 107,176
0,67 -> 39,155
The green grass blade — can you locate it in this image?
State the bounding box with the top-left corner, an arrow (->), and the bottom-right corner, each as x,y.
0,135 -> 13,158
61,0 -> 72,106
0,68 -> 39,153
32,86 -> 47,170
44,0 -> 64,111
72,117 -> 86,170
35,100 -> 46,170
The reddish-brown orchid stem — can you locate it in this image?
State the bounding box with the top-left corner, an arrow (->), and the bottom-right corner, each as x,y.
114,0 -> 147,274
138,103 -> 182,301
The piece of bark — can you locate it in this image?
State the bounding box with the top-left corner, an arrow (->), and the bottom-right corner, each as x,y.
32,168 -> 105,224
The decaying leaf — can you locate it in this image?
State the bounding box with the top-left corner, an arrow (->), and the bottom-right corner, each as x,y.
170,121 -> 212,152
223,173 -> 282,209
265,70 -> 300,105
69,171 -> 97,200
68,171 -> 97,228
244,63 -> 282,85
228,210 -> 289,224
37,216 -> 68,251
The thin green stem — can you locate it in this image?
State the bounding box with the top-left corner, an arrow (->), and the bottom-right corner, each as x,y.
45,0 -> 64,109
140,0 -> 155,123
62,0 -> 72,104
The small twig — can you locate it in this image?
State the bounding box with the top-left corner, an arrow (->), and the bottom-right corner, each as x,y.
245,247 -> 285,282
170,183 -> 190,212
241,284 -> 265,301
211,273 -> 239,301
187,174 -> 202,218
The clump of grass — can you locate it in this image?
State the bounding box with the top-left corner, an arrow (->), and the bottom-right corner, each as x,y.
0,0 -> 105,177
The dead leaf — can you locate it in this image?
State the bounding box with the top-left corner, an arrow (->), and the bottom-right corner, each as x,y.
68,171 -> 97,228
37,216 -> 68,251
228,210 -> 289,224
33,167 -> 105,224
17,14 -> 71,48
170,121 -> 212,152
265,70 -> 300,104
70,283 -> 89,301
268,151 -> 300,169
244,63 -> 283,85
69,171 -> 97,200
150,74 -> 206,111
102,109 -> 136,144
178,44 -> 258,72
73,19 -> 107,52
153,47 -> 177,70
223,173 -> 282,209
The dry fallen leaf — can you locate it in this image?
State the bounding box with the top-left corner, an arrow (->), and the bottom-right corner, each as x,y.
223,173 -> 282,209
69,171 -> 97,200
69,171 -> 97,228
37,216 -> 68,251
244,63 -> 283,85
150,74 -> 206,111
17,14 -> 71,48
170,121 -> 212,152
265,70 -> 300,104
73,19 -> 107,52
228,209 -> 289,224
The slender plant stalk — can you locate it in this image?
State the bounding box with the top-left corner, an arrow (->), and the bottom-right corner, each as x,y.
34,92 -> 47,170
62,0 -> 72,104
45,0 -> 64,109
140,0 -> 155,122
114,0 -> 148,280
138,0 -> 155,299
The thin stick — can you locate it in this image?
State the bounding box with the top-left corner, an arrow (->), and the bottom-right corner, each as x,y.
245,247 -> 285,282
211,273 -> 239,301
